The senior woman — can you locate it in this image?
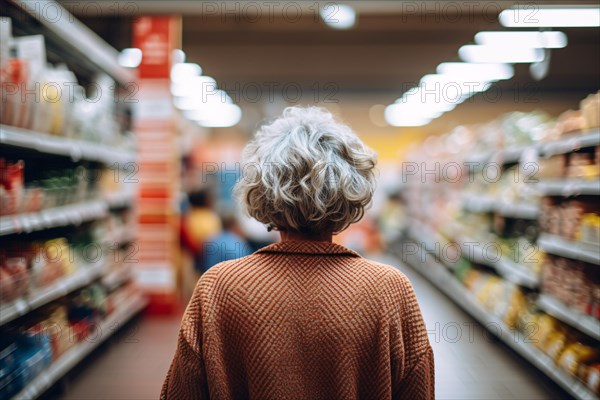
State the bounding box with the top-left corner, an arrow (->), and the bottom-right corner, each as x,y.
161,107 -> 434,399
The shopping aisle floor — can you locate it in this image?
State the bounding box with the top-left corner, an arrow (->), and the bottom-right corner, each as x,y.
60,255 -> 559,400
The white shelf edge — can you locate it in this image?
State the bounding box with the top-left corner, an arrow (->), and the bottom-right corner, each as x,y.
0,260 -> 106,326
403,239 -> 598,400
541,130 -> 600,158
0,200 -> 108,237
465,129 -> 600,167
538,294 -> 600,341
534,179 -> 600,197
11,293 -> 147,400
538,233 -> 600,266
0,124 -> 136,165
463,195 -> 540,219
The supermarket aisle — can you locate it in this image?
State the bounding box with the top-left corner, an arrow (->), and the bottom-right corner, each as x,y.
58,254 -> 559,400
59,315 -> 181,400
375,254 -> 559,400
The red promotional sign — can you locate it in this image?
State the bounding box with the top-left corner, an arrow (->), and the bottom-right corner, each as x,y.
133,16 -> 180,79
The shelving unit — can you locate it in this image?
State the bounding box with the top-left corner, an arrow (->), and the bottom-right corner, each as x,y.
0,2 -> 141,399
0,125 -> 136,165
464,129 -> 600,166
463,195 -> 540,219
403,235 -> 599,400
6,0 -> 135,86
10,293 -> 148,400
0,200 -> 108,236
538,295 -> 600,341
0,260 -> 106,326
538,233 -> 600,266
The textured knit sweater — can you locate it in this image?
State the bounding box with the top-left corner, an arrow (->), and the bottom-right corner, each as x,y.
161,240 -> 434,400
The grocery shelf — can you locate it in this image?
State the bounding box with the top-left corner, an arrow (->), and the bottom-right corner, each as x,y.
535,179 -> 600,197
537,294 -> 600,341
402,239 -> 598,400
540,130 -> 600,158
463,195 -> 540,219
8,0 -> 135,86
454,230 -> 540,289
102,266 -> 133,291
0,200 -> 108,236
10,293 -> 147,400
538,233 -> 600,266
0,260 -> 106,326
105,191 -> 136,209
0,125 -> 136,165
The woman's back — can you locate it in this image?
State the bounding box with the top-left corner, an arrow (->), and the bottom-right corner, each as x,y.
161,240 -> 434,400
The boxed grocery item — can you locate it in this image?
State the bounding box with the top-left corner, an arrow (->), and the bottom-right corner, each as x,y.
12,35 -> 49,131
581,91 -> 600,130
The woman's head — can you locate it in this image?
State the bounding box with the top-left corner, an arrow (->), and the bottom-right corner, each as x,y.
234,106 -> 377,235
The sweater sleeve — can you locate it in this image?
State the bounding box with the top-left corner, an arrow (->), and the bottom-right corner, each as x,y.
161,282 -> 209,400
385,270 -> 435,400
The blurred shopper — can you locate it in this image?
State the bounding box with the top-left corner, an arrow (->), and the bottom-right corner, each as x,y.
180,189 -> 221,298
162,107 -> 434,400
201,212 -> 253,270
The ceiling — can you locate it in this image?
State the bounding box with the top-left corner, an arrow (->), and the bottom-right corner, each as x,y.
72,1 -> 599,97
66,1 -> 599,134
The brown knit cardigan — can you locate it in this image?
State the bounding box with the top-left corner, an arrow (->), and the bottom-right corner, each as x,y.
161,240 -> 434,399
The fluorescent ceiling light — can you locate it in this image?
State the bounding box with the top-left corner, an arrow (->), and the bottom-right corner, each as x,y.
459,45 -> 544,63
499,6 -> 600,28
420,74 -> 491,92
186,104 -> 242,128
384,106 -> 433,127
320,4 -> 356,29
172,49 -> 186,64
475,31 -> 567,48
437,62 -> 514,80
171,76 -> 217,97
176,89 -> 232,110
118,48 -> 142,68
171,63 -> 202,83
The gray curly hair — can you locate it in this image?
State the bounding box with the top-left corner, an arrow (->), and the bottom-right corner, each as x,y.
234,106 -> 377,234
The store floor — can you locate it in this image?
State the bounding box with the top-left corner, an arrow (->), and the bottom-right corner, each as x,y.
60,254 -> 559,400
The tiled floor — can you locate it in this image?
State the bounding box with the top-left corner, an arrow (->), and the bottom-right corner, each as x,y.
59,255 -> 561,400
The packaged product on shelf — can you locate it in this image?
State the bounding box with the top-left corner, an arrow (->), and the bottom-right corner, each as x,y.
30,238 -> 74,289
0,40 -> 30,128
26,305 -> 73,360
537,154 -> 567,180
503,288 -> 528,329
581,91 -> 600,130
566,151 -> 599,180
12,35 -> 52,133
0,256 -> 29,302
579,363 -> 600,394
0,331 -> 52,399
558,341 -> 600,376
0,159 -> 24,216
549,110 -> 586,140
541,255 -> 599,317
542,329 -> 568,361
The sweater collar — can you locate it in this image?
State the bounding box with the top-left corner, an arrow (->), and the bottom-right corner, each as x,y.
255,240 -> 361,257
